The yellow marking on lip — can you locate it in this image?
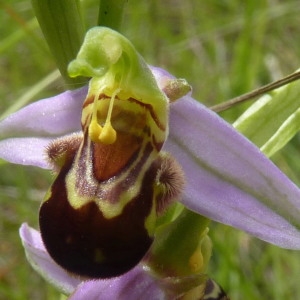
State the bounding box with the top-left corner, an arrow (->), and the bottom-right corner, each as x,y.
65,168 -> 144,219
65,136 -> 157,219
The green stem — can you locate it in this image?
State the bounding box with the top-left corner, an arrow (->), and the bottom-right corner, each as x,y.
98,0 -> 127,31
31,0 -> 88,86
148,209 -> 211,277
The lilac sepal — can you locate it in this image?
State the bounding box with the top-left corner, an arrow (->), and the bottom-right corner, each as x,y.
166,96 -> 300,249
0,87 -> 86,138
0,87 -> 86,168
0,137 -> 52,168
69,268 -> 164,300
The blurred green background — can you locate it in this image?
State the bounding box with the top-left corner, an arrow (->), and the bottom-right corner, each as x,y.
1,0 -> 300,299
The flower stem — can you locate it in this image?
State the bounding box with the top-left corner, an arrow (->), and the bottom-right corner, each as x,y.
210,70 -> 300,113
147,209 -> 211,277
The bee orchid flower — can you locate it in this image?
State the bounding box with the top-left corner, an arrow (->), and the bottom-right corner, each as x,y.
1,27 -> 300,299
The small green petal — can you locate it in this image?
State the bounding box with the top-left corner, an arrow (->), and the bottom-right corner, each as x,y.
68,27 -> 169,139
68,27 -> 166,103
